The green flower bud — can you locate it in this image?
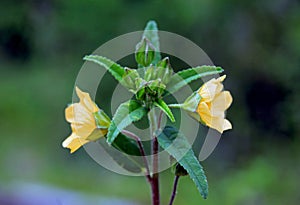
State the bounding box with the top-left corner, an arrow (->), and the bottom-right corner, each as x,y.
148,79 -> 166,97
136,87 -> 146,101
157,57 -> 169,68
135,78 -> 147,100
135,37 -> 155,67
144,66 -> 155,81
120,68 -> 140,92
156,57 -> 173,84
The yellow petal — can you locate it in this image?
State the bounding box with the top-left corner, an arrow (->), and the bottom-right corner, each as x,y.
199,80 -> 218,102
224,91 -> 233,110
209,117 -> 225,133
71,123 -> 95,138
213,75 -> 226,94
65,104 -> 75,123
197,101 -> 232,133
75,87 -> 99,113
208,118 -> 232,133
65,103 -> 94,125
62,133 -> 88,153
198,75 -> 226,102
223,119 -> 232,131
210,91 -> 233,116
197,102 -> 212,125
217,75 -> 226,82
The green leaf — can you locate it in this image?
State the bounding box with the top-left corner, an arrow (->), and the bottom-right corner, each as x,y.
166,66 -> 223,95
112,133 -> 141,156
157,126 -> 208,199
154,99 -> 175,122
101,133 -> 144,173
107,100 -> 147,144
84,55 -> 126,82
143,20 -> 161,65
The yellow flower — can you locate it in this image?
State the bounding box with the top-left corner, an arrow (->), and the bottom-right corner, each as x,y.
182,75 -> 233,133
62,87 -> 108,153
196,75 -> 233,133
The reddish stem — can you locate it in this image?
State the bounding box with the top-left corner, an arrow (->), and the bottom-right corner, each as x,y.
151,137 -> 159,205
151,110 -> 163,205
169,176 -> 180,205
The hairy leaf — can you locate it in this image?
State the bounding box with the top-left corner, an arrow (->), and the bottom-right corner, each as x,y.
166,66 -> 223,95
84,55 -> 126,82
107,100 -> 147,144
158,126 -> 208,199
154,99 -> 175,122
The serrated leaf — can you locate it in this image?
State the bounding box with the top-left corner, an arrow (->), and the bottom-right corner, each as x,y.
84,55 -> 126,82
157,126 -> 208,199
107,100 -> 147,144
166,66 -> 223,95
154,99 -> 175,122
143,20 -> 161,65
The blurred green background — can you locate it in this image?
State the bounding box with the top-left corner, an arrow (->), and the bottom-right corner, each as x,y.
1,0 -> 300,204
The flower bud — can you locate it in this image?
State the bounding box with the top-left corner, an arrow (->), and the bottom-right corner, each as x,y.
120,68 -> 140,91
156,57 -> 173,84
135,37 -> 155,67
144,66 -> 156,81
135,78 -> 147,100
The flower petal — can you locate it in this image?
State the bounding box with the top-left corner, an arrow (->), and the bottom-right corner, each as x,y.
71,122 -> 96,138
197,102 -> 212,125
209,117 -> 225,133
199,80 -> 218,102
65,103 -> 93,125
62,133 -> 88,153
217,75 -> 226,82
208,118 -> 232,133
75,87 -> 99,113
210,91 -> 233,116
223,119 -> 232,131
197,101 -> 232,133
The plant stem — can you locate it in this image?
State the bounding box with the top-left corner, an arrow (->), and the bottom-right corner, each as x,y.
158,110 -> 163,130
121,130 -> 151,182
169,176 -> 180,205
151,172 -> 159,205
168,104 -> 183,109
148,109 -> 161,205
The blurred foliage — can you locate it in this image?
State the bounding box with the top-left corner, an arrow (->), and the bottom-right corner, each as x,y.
0,0 -> 300,204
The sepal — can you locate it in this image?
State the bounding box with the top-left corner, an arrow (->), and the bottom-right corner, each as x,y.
182,92 -> 201,112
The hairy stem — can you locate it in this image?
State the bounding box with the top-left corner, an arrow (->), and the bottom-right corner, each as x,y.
169,175 -> 180,205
